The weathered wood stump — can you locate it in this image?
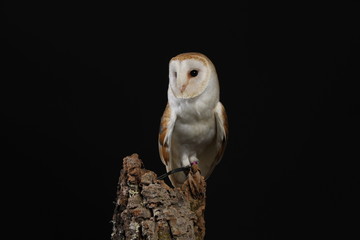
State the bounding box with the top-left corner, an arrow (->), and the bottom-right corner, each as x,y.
111,153 -> 206,240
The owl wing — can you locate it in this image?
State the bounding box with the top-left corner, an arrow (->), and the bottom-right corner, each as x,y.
158,103 -> 176,168
214,101 -> 229,164
201,101 -> 229,179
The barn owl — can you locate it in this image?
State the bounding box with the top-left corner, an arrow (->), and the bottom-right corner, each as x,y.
158,52 -> 228,187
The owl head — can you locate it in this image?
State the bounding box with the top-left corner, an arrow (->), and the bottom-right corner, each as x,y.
168,52 -> 219,99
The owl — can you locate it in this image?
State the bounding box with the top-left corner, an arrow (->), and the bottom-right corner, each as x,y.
158,52 -> 228,187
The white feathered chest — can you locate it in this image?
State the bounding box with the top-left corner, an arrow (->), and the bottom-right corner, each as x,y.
171,95 -> 216,147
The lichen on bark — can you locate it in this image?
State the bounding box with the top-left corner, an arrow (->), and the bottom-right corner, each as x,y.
111,153 -> 206,240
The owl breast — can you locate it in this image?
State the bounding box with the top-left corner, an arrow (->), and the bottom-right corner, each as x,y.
172,116 -> 216,150
171,94 -> 217,146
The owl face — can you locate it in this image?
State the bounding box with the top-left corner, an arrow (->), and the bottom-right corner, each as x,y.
169,53 -> 213,99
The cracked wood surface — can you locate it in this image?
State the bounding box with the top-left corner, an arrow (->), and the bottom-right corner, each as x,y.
111,153 -> 206,240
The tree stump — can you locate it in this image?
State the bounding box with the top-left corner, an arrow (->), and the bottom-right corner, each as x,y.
111,153 -> 206,240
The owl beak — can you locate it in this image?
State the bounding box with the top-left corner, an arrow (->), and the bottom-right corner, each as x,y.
180,78 -> 190,93
180,84 -> 187,93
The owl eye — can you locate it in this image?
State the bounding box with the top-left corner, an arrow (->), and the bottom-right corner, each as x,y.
189,70 -> 198,77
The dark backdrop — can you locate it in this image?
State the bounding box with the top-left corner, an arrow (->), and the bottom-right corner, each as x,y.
3,1 -> 359,240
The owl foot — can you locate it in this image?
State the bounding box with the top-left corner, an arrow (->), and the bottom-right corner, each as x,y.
183,164 -> 205,199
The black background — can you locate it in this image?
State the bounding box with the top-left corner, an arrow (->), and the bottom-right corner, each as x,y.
3,1 -> 359,240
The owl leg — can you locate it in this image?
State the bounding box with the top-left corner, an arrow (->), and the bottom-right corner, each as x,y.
189,155 -> 199,165
181,155 -> 191,167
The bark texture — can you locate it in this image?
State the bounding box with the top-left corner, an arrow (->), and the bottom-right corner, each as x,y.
111,153 -> 206,240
